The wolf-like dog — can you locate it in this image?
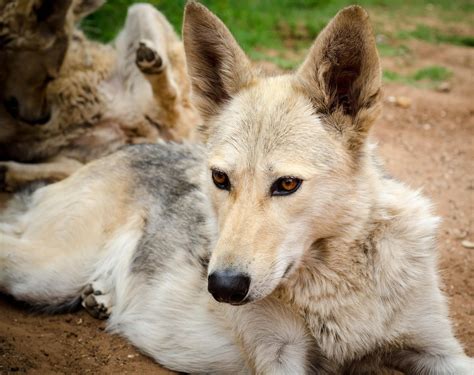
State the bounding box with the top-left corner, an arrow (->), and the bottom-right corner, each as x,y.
0,0 -> 199,190
0,2 -> 472,374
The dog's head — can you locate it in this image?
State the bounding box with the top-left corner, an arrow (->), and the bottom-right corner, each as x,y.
0,0 -> 103,125
183,2 -> 381,305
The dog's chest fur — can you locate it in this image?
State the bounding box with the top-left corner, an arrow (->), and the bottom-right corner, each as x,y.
276,187 -> 438,364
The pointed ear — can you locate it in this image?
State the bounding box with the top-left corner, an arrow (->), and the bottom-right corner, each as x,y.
183,1 -> 254,125
34,0 -> 73,33
72,0 -> 105,21
297,6 -> 381,143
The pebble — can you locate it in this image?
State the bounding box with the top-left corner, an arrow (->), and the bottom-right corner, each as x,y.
376,34 -> 387,44
436,82 -> 451,93
387,96 -> 412,108
422,123 -> 432,130
396,96 -> 412,108
461,240 -> 474,249
452,229 -> 467,239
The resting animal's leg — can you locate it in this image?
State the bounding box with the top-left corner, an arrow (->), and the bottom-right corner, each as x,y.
0,156 -> 83,192
116,4 -> 179,110
0,153 -> 143,312
386,349 -> 473,375
384,291 -> 473,375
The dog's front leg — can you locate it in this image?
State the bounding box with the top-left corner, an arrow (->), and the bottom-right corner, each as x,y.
226,297 -> 333,374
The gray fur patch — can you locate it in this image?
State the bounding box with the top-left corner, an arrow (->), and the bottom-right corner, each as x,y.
124,143 -> 213,278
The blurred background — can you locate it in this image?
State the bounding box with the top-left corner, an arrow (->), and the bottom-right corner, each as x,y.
83,0 -> 473,82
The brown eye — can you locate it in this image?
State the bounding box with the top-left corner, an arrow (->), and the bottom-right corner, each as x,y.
271,177 -> 302,196
212,169 -> 231,191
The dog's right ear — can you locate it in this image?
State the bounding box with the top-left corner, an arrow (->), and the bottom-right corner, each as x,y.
183,1 -> 254,127
34,0 -> 73,33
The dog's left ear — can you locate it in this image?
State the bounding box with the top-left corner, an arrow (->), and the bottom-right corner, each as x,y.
297,6 -> 381,146
34,0 -> 73,33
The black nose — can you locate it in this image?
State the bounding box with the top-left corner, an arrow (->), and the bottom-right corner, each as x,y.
208,270 -> 250,304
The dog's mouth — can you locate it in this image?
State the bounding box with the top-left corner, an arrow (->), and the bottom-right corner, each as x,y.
228,298 -> 250,306
209,290 -> 252,306
282,261 -> 296,278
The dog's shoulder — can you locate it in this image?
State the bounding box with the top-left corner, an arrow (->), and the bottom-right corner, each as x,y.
374,177 -> 439,255
120,142 -> 213,277
124,142 -> 205,193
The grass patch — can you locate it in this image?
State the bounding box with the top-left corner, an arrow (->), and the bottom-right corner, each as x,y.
412,66 -> 452,81
383,65 -> 452,87
377,42 -> 411,57
249,50 -> 301,70
398,25 -> 474,47
81,1 -> 474,68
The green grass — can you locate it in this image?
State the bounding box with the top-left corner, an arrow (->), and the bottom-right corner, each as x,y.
398,25 -> 474,47
377,42 -> 411,57
81,0 -> 473,69
383,65 -> 452,86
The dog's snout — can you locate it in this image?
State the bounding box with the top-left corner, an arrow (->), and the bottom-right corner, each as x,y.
3,96 -> 51,125
208,270 -> 250,305
23,111 -> 51,126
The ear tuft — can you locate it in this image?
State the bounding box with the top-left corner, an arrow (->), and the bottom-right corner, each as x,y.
297,5 -> 381,139
183,1 -> 254,125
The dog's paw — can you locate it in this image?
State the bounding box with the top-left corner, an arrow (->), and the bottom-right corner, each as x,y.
135,40 -> 164,74
81,282 -> 113,320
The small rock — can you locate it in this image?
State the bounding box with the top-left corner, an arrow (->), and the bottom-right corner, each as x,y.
422,123 -> 432,130
387,95 -> 396,103
461,240 -> 474,249
376,34 -> 387,44
453,229 -> 467,239
395,96 -> 412,108
436,81 -> 451,93
127,354 -> 135,359
76,318 -> 83,325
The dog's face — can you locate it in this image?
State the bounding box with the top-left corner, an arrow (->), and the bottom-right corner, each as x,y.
0,0 -> 74,125
183,2 -> 381,305
0,0 -> 103,125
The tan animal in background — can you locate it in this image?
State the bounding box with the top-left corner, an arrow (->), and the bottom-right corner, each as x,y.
0,0 -> 200,190
0,2 -> 472,374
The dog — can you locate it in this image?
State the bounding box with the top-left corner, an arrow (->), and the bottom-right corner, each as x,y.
0,0 -> 200,191
0,2 -> 472,374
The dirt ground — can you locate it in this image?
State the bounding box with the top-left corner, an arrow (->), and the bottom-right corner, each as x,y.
0,38 -> 473,373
